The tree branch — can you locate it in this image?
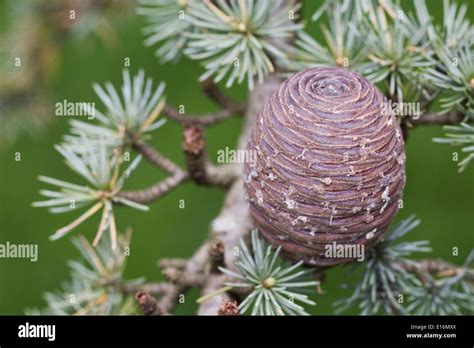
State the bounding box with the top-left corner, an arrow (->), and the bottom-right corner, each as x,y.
200,79 -> 245,114
154,243 -> 210,314
163,81 -> 244,146
120,125 -> 238,203
118,171 -> 188,204
163,104 -> 238,126
118,137 -> 189,204
132,139 -> 184,176
123,282 -> 174,295
397,258 -> 474,282
410,111 -> 466,126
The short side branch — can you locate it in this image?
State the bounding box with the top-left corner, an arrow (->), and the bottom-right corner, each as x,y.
410,111 -> 466,126
164,104 -> 237,126
132,140 -> 184,176
118,171 -> 188,204
200,79 -> 245,113
118,138 -> 189,204
398,258 -> 474,282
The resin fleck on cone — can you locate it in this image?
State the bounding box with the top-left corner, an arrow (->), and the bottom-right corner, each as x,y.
244,67 -> 406,266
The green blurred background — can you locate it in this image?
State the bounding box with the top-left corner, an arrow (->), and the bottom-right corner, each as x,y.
0,0 -> 473,315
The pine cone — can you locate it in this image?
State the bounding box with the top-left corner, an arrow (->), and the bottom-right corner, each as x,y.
244,67 -> 406,267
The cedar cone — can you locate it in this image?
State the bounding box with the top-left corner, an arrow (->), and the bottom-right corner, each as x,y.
243,67 -> 406,267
